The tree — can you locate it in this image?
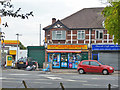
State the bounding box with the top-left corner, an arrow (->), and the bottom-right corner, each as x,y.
0,0 -> 34,27
102,1 -> 120,44
19,42 -> 26,50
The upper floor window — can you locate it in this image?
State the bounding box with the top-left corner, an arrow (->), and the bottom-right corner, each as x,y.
52,30 -> 66,40
77,30 -> 85,40
96,30 -> 103,39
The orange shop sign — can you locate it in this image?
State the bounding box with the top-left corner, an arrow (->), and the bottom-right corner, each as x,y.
9,50 -> 16,55
1,40 -> 20,45
47,45 -> 88,50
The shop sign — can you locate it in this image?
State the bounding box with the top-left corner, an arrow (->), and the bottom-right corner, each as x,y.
9,50 -> 16,55
1,40 -> 20,45
6,55 -> 12,67
47,45 -> 88,50
92,44 -> 120,50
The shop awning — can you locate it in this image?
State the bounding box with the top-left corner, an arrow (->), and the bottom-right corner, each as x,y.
47,50 -> 81,53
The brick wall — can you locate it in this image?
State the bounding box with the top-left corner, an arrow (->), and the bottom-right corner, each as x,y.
45,29 -> 113,45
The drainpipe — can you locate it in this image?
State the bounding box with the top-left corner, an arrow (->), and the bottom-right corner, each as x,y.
71,30 -> 72,44
0,29 -> 1,67
89,29 -> 92,60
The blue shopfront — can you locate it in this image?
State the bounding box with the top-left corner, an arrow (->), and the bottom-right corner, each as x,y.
92,44 -> 120,70
47,44 -> 88,69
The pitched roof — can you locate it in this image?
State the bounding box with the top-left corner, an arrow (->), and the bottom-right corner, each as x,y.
43,7 -> 105,30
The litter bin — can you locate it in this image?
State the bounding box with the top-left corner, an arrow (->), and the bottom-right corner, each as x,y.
43,62 -> 52,71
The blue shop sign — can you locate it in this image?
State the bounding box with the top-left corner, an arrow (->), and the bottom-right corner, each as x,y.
92,44 -> 120,50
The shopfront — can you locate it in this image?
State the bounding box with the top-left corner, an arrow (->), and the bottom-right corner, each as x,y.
92,44 -> 120,70
47,44 -> 88,69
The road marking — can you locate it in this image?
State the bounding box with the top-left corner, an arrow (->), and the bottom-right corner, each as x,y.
83,84 -> 102,86
0,77 -> 7,79
46,77 -> 62,80
64,79 -> 76,82
2,81 -> 21,83
35,79 -> 48,81
9,74 -> 29,76
112,85 -> 118,87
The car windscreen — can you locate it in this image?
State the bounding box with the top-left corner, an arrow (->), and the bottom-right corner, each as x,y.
98,61 -> 105,65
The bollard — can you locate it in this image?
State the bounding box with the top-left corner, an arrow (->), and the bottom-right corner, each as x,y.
22,80 -> 27,88
60,82 -> 65,90
108,84 -> 111,90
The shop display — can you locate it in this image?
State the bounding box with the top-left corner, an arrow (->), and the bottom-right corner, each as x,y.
48,52 -> 87,69
61,53 -> 68,68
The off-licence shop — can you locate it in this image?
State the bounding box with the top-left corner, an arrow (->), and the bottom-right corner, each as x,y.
47,44 -> 88,69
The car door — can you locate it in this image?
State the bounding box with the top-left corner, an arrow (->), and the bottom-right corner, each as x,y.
89,61 -> 101,73
81,61 -> 90,72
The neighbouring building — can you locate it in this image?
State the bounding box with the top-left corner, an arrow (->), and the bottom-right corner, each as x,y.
27,46 -> 45,68
43,7 -> 119,70
1,40 -> 27,63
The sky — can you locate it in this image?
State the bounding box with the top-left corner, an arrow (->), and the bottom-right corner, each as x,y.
0,0 -> 107,47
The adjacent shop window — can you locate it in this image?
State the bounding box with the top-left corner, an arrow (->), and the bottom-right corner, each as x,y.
90,61 -> 100,66
96,30 -> 103,39
52,30 -> 66,40
77,30 -> 85,40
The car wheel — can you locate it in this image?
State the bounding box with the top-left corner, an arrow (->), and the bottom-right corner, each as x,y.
78,69 -> 85,74
102,69 -> 109,75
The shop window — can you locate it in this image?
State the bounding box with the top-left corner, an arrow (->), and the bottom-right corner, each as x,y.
77,30 -> 85,40
61,53 -> 68,68
52,30 -> 66,40
68,53 -> 82,68
96,30 -> 103,39
81,53 -> 88,60
48,53 -> 60,68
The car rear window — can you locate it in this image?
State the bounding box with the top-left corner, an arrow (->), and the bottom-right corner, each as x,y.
82,61 -> 89,65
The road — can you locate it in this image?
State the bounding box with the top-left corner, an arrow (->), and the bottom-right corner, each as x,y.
0,69 -> 119,89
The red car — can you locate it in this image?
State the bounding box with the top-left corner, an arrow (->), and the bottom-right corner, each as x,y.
77,60 -> 114,75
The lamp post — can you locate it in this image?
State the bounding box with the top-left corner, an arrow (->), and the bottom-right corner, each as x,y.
16,33 -> 22,61
40,24 -> 41,46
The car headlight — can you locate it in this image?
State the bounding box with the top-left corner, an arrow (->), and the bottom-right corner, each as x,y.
109,67 -> 113,70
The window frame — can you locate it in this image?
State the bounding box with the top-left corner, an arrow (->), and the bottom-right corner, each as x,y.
52,30 -> 66,40
95,30 -> 103,40
77,30 -> 85,40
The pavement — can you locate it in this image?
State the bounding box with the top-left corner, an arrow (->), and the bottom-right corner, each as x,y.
1,68 -> 120,74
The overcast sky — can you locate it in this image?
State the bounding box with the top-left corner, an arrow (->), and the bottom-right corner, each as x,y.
0,0 -> 107,47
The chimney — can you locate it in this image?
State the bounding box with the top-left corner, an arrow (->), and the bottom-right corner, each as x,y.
52,18 -> 56,24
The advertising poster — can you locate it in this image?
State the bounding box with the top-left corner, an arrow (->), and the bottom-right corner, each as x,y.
6,55 -> 12,67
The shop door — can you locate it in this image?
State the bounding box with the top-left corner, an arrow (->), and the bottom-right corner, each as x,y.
51,53 -> 60,68
61,53 -> 68,68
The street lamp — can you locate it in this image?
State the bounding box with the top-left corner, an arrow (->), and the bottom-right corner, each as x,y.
16,33 -> 22,61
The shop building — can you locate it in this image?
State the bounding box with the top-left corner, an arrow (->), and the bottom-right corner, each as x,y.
43,7 -> 115,69
47,44 -> 88,68
1,40 -> 27,62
